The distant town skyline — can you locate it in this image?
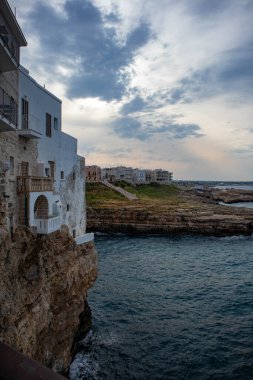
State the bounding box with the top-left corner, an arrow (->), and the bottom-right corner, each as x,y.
13,0 -> 253,181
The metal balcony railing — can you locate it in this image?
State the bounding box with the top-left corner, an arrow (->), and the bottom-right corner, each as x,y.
17,176 -> 53,193
21,114 -> 41,131
0,24 -> 19,63
0,86 -> 18,126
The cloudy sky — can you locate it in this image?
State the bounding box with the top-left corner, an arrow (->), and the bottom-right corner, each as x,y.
12,0 -> 253,180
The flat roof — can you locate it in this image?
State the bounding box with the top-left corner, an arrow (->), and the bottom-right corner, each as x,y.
19,65 -> 62,104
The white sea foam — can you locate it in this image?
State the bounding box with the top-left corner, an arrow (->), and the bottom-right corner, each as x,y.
69,352 -> 99,380
218,233 -> 253,241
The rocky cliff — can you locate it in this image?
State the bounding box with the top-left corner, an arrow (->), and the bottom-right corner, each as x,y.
0,226 -> 97,374
199,188 -> 253,203
87,198 -> 253,236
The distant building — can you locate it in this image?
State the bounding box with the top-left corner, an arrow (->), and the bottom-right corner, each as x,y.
101,166 -> 173,184
153,169 -> 173,184
85,165 -> 101,182
132,169 -> 146,184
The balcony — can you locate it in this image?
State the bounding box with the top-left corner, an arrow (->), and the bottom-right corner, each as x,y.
34,215 -> 61,234
18,114 -> 42,139
0,86 -> 18,131
17,176 -> 53,193
0,25 -> 19,71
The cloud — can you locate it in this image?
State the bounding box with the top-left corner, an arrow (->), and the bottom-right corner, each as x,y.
151,123 -> 204,139
231,145 -> 253,157
120,96 -> 149,114
112,116 -> 204,140
112,117 -> 147,140
163,40 -> 253,106
188,0 -> 229,18
13,0 -> 253,180
24,0 -> 151,101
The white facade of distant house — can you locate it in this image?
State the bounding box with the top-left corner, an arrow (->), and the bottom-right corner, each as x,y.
116,166 -> 133,182
153,169 -> 173,184
101,166 -> 173,184
18,67 -> 86,238
133,169 -> 146,183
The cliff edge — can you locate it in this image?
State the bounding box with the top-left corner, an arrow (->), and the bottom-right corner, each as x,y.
86,183 -> 253,236
0,226 -> 97,373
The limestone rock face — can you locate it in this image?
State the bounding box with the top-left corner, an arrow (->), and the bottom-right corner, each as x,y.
0,227 -> 97,373
201,188 -> 253,203
87,202 -> 253,236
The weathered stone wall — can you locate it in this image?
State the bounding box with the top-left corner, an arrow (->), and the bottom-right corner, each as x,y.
0,227 -> 97,373
0,132 -> 38,232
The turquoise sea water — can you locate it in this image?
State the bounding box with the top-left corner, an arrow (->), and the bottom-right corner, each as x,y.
70,233 -> 253,380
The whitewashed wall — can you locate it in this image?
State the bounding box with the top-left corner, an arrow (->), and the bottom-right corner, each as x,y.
19,67 -> 86,237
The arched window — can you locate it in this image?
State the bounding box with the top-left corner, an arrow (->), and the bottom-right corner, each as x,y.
34,195 -> 49,219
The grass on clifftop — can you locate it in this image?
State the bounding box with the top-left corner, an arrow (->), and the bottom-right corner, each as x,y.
86,181 -> 180,206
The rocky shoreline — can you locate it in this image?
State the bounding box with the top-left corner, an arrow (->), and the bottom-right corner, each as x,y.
196,187 -> 253,204
87,188 -> 253,237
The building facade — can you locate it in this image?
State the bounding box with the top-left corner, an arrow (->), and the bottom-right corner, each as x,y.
101,166 -> 173,185
0,1 -> 89,243
85,165 -> 101,182
0,0 -> 28,235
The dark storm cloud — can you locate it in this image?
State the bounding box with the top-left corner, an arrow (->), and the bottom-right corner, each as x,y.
120,96 -> 149,115
151,123 -> 204,139
218,45 -> 253,87
27,0 -> 151,101
112,117 -> 148,140
113,117 -> 204,140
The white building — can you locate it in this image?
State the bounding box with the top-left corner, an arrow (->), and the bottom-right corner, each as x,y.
17,66 -> 87,239
132,169 -> 146,184
101,166 -> 173,185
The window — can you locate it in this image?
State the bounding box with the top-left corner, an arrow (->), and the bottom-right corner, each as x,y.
73,171 -> 76,181
49,161 -> 55,179
54,117 -> 58,130
22,99 -> 29,130
60,170 -> 64,179
10,156 -> 14,175
45,168 -> 50,177
46,113 -> 52,137
73,229 -> 76,238
67,204 -> 70,212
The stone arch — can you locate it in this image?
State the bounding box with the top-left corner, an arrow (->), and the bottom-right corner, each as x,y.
34,195 -> 49,219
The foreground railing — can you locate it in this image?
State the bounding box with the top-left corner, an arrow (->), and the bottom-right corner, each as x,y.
0,342 -> 65,380
17,176 -> 53,193
21,113 -> 41,131
34,215 -> 61,234
0,86 -> 18,126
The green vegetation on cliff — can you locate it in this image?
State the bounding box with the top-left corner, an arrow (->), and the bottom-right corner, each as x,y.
86,181 -> 180,206
86,182 -> 126,204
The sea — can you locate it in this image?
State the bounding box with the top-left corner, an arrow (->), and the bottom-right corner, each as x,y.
70,183 -> 253,380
